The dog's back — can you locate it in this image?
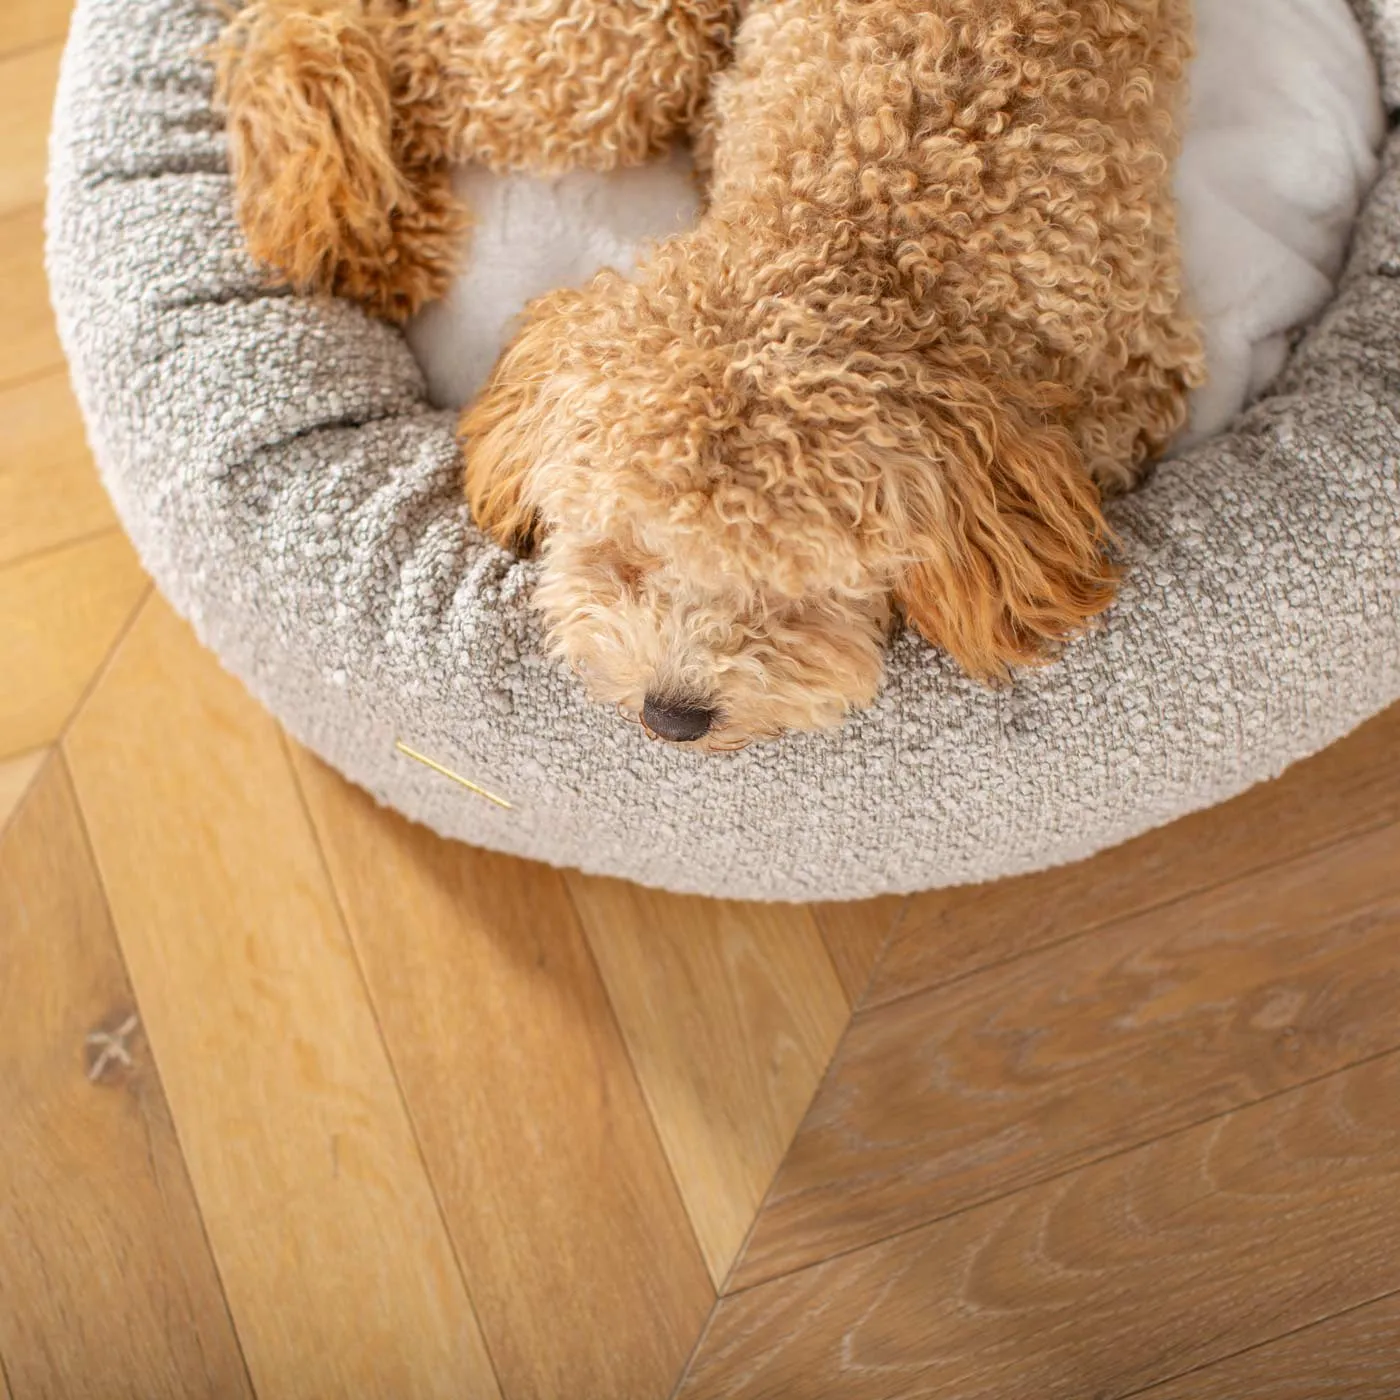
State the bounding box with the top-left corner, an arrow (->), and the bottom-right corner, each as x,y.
708,0 -> 1206,485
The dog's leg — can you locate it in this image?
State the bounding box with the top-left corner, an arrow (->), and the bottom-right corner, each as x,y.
386,0 -> 738,176
217,1 -> 734,317
1076,335 -> 1207,495
216,0 -> 466,321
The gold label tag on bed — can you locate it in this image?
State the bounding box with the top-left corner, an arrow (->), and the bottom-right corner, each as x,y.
393,740 -> 514,810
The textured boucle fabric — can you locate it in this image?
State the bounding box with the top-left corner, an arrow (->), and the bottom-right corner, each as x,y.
47,0 -> 1400,901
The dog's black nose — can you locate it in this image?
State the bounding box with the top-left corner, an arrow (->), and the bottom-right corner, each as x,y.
642,694 -> 716,743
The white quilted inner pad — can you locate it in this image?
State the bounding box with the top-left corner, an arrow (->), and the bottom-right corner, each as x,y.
407,0 -> 1384,449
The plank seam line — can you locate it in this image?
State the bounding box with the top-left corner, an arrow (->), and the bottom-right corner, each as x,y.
0,361 -> 71,398
0,747 -> 46,843
57,746 -> 258,1398
558,876 -> 719,1293
725,1040 -> 1400,1298
865,809 -> 1400,1014
719,990 -> 861,1294
50,578 -> 153,757
278,732 -> 510,1400
0,200 -> 44,230
0,35 -> 65,65
0,1335 -> 15,1400
1097,1283 -> 1400,1400
838,895 -> 911,1014
0,526 -> 125,579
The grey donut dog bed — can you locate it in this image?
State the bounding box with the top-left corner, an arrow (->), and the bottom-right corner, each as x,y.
47,0 -> 1400,901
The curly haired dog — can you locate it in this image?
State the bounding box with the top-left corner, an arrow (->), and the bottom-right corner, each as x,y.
219,0 -> 1205,749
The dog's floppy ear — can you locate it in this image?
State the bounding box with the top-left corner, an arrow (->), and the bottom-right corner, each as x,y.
461,385 -> 543,553
889,375 -> 1118,681
461,293 -> 586,552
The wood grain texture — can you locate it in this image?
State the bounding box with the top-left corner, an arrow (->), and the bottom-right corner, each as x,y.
870,703 -> 1400,1004
566,874 -> 848,1284
0,749 -> 45,833
1136,1294 -> 1400,1399
0,0 -> 71,57
0,532 -> 147,759
0,208 -> 62,385
811,897 -> 906,1005
64,598 -> 502,1400
11,34 -> 1400,1395
0,756 -> 250,1400
290,749 -> 714,1400
0,372 -> 116,568
680,1053 -> 1400,1400
0,43 -> 60,218
734,818 -> 1400,1287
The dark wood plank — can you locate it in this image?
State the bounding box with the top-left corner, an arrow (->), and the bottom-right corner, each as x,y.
0,756 -> 250,1399
290,749 -> 715,1400
869,703 -> 1400,1005
811,897 -> 906,1006
734,818 -> 1400,1287
1136,1294 -> 1400,1399
679,1053 -> 1400,1400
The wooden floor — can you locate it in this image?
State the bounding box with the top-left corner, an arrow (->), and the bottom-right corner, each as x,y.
5,8 -> 1400,1397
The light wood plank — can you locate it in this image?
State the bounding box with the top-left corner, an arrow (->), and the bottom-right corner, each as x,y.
1137,1294 -> 1400,1399
289,747 -> 713,1400
0,532 -> 147,759
64,598 -> 502,1400
811,896 -> 905,1006
0,207 -> 61,386
0,372 -> 116,568
0,43 -> 60,218
566,874 -> 848,1284
680,1053 -> 1400,1400
870,702 -> 1400,1004
735,818 -> 1400,1287
0,0 -> 71,57
0,749 -> 45,833
0,755 -> 251,1399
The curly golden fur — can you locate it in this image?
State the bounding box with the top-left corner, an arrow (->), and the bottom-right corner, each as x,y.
219,0 -> 1206,749
216,0 -> 734,317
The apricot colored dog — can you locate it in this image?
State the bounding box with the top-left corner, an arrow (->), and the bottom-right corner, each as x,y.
219,0 -> 1204,747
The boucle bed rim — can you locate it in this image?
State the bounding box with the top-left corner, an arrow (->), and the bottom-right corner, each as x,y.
46,0 -> 1400,901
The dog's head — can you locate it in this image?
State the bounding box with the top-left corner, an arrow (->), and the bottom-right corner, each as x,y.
463,246 -> 1117,750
